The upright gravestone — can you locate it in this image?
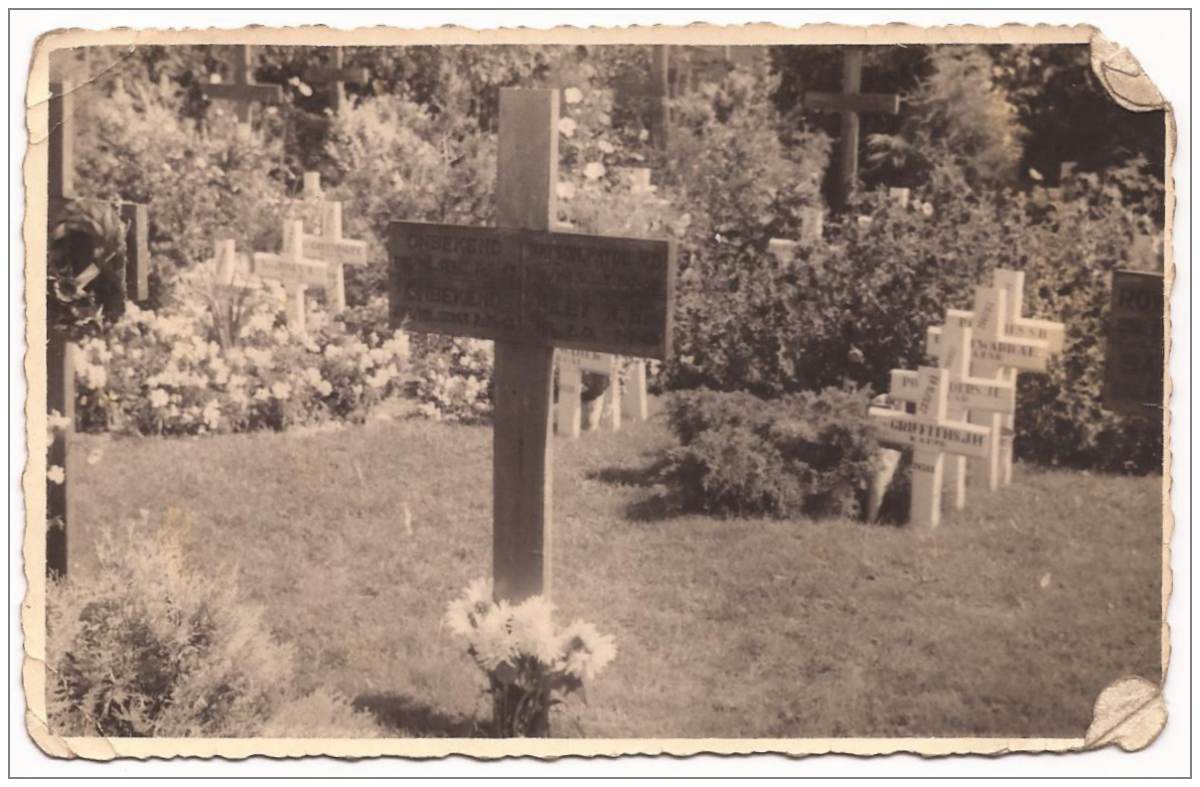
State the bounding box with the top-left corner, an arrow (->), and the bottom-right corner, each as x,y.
804,48 -> 900,210
870,366 -> 992,528
388,88 -> 675,604
46,79 -> 151,577
1102,269 -> 1165,417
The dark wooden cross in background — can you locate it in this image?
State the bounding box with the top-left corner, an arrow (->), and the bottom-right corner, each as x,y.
46,79 -> 151,578
804,47 -> 900,211
200,44 -> 283,125
303,47 -> 370,114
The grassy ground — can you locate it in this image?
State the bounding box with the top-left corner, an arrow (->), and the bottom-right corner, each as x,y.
67,399 -> 1163,739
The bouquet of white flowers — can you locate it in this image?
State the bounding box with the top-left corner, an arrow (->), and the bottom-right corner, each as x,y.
445,578 -> 617,737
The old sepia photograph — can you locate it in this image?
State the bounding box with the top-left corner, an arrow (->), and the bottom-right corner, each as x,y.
21,18 -> 1173,764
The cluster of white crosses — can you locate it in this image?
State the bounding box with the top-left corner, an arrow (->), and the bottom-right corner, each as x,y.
868,269 -> 1065,528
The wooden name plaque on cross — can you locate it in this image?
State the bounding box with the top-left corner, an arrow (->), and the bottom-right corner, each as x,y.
870,367 -> 992,528
388,88 -> 675,604
389,224 -> 674,360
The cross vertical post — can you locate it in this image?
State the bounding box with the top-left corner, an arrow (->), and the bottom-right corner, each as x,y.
939,318 -> 972,509
836,48 -> 863,211
650,45 -> 670,150
46,80 -> 75,578
966,287 -> 1008,491
492,89 -> 558,603
910,367 -> 950,529
804,47 -> 900,211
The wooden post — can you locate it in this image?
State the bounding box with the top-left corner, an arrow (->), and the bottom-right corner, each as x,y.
557,362 -> 583,439
650,45 -> 670,150
621,360 -> 650,422
492,89 -> 559,603
46,80 -> 150,577
910,367 -> 949,529
835,48 -> 863,212
804,48 -> 900,211
966,287 -> 1007,491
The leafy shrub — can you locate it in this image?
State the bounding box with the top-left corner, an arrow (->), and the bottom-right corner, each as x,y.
663,387 -> 883,518
47,509 -> 381,737
72,273 -> 409,436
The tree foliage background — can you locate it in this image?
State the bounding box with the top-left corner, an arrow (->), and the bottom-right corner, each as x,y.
49,41 -> 1166,472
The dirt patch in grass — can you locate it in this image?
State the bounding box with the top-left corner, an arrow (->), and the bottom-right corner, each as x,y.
68,402 -> 1163,738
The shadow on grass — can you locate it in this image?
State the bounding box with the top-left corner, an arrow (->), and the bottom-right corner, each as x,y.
353,692 -> 482,738
584,455 -> 670,488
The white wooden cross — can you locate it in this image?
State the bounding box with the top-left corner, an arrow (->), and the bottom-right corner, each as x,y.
556,349 -> 621,438
296,172 -> 369,313
926,270 -> 1063,485
252,219 -> 331,333
870,366 -> 992,528
926,286 -> 1051,490
890,313 -> 1016,510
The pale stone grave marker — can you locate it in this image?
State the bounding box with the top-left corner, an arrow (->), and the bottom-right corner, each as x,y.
556,349 -> 621,438
869,366 -> 992,528
388,88 -> 675,603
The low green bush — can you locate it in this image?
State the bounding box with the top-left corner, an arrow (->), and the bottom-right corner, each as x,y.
47,509 -> 382,737
663,387 -> 883,519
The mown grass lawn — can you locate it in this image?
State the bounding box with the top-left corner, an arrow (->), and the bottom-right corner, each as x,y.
68,399 -> 1163,739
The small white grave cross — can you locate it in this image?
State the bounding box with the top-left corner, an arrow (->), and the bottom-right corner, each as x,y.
556,349 -> 621,438
252,219 -> 331,333
870,366 -> 992,528
926,272 -> 1062,485
927,286 -> 1051,490
297,172 -> 369,313
891,314 -> 1015,510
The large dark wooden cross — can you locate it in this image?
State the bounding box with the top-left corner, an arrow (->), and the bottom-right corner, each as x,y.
200,44 -> 283,125
46,80 -> 151,577
388,89 -> 676,603
302,47 -> 369,114
804,47 -> 900,211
